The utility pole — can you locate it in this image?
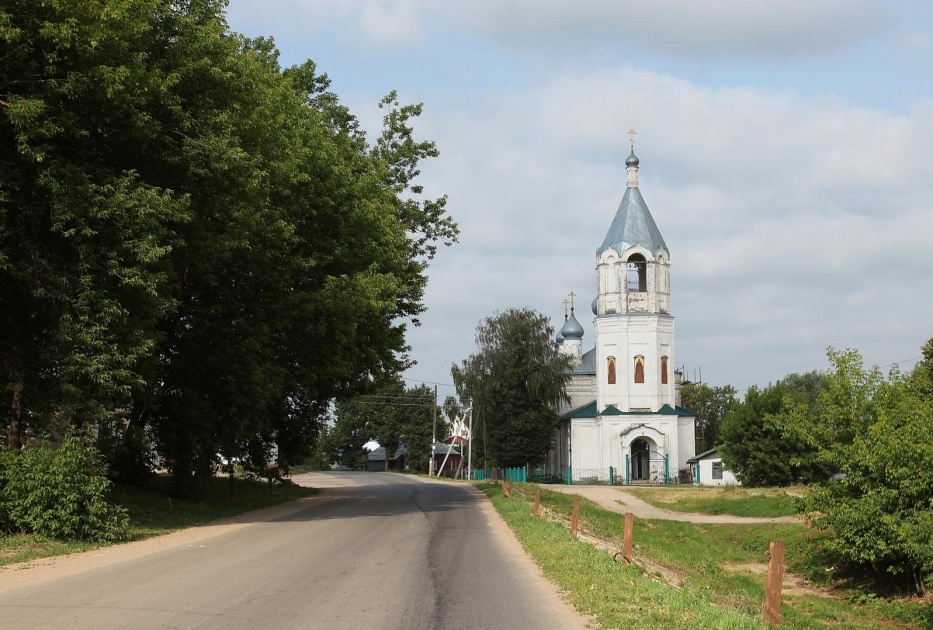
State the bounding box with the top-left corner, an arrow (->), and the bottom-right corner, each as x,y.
467,401 -> 473,481
429,384 -> 437,475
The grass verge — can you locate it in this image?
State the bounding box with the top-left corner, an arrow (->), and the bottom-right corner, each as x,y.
0,476 -> 317,567
481,482 -> 926,629
623,485 -> 801,518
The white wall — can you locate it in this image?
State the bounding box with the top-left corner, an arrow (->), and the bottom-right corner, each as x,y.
693,457 -> 740,486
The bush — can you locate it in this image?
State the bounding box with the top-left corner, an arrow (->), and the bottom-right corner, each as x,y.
788,349 -> 933,593
0,431 -> 129,542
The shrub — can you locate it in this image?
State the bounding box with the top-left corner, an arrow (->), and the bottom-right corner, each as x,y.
788,349 -> 933,593
0,431 -> 129,542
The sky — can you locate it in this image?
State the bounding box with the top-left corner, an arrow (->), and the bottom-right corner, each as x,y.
225,1 -> 933,402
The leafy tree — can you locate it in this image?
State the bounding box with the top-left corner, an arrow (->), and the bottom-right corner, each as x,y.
0,0 -> 457,494
719,371 -> 831,486
442,395 -> 461,424
681,382 -> 738,452
452,308 -> 571,468
787,348 -> 933,593
326,382 -> 437,472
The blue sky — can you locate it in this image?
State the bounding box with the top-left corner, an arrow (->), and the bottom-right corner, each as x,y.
226,1 -> 933,401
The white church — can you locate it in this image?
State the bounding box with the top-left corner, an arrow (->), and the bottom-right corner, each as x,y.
549,137 -> 697,484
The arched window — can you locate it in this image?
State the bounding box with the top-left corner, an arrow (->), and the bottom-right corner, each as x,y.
626,254 -> 647,292
607,356 -> 616,384
661,356 -> 669,385
634,355 -> 645,384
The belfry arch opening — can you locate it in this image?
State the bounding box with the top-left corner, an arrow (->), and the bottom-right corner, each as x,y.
626,254 -> 647,292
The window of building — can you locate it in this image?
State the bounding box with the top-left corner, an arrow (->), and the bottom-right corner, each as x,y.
634,355 -> 644,384
661,355 -> 668,385
712,462 -> 723,480
626,254 -> 647,292
607,356 -> 616,384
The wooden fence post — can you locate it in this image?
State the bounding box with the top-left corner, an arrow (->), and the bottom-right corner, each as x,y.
623,512 -> 634,562
533,488 -> 540,517
570,499 -> 580,538
763,540 -> 786,625
500,479 -> 511,499
508,480 -> 513,495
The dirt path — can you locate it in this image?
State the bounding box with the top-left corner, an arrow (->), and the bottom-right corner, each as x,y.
544,484 -> 801,524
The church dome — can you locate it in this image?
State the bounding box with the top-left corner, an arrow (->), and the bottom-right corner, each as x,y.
591,297 -> 598,315
560,310 -> 584,339
625,150 -> 639,167
555,329 -> 564,344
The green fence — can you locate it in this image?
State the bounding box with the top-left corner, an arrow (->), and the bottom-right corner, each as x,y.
474,467 -> 527,482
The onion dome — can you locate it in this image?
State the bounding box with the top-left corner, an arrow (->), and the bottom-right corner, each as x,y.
625,150 -> 639,167
556,329 -> 564,344
591,297 -> 598,315
560,309 -> 584,339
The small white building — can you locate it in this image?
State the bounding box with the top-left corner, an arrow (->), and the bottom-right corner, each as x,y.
687,448 -> 740,486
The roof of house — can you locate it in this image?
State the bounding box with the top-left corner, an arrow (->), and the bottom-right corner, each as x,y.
686,448 -> 720,464
367,446 -> 406,461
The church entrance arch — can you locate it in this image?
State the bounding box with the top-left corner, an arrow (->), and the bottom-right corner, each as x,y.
631,438 -> 651,481
624,434 -> 666,484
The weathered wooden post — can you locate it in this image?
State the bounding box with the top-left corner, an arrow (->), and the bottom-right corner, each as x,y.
508,479 -> 514,495
533,488 -> 541,516
570,499 -> 580,538
623,512 -> 634,562
763,540 -> 786,625
500,479 -> 511,499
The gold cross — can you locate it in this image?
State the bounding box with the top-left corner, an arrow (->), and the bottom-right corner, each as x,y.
561,298 -> 571,316
628,128 -> 637,151
568,291 -> 577,308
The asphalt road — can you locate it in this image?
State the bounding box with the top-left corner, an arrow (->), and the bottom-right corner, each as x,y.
0,473 -> 587,629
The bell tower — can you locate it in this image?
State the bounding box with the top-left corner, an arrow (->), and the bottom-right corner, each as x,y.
594,133 -> 675,413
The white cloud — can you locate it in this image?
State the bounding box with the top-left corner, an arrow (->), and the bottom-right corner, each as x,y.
447,0 -> 888,57
403,66 -> 933,394
227,0 -> 890,56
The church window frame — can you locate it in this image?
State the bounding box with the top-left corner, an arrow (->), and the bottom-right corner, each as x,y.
634,355 -> 645,384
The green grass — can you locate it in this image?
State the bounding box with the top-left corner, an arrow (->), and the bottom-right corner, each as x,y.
0,476 -> 317,567
624,486 -> 801,518
483,482 -> 927,629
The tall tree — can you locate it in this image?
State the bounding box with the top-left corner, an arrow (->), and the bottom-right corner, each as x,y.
326,382 -> 437,472
0,0 -> 458,490
681,382 -> 738,451
452,308 -> 571,468
718,371 -> 831,487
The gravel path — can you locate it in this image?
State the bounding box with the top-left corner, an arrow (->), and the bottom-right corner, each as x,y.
544,484 -> 802,524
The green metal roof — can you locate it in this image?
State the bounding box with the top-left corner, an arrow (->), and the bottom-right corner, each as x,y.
601,405 -> 625,416
561,400 -> 597,420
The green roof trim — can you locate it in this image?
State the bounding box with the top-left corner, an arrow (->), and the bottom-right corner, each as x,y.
657,404 -> 680,415
601,405 -> 625,416
561,400 -> 598,420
